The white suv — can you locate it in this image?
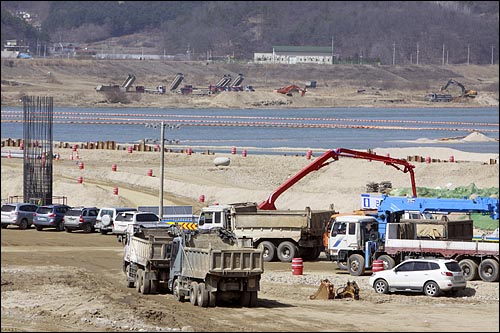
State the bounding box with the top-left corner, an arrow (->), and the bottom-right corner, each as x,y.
369,258 -> 466,297
95,207 -> 138,235
112,211 -> 160,235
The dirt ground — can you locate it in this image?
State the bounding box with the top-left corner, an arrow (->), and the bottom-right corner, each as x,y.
1,147 -> 499,332
1,228 -> 498,332
0,59 -> 498,109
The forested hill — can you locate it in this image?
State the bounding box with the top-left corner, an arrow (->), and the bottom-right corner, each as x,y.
1,1 -> 499,65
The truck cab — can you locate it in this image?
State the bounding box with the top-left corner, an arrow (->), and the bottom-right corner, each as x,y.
197,205 -> 232,231
327,215 -> 380,275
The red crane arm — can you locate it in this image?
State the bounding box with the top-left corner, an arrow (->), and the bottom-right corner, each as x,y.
258,148 -> 417,210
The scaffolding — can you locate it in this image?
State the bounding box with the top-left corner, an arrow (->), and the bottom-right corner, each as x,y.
23,96 -> 54,205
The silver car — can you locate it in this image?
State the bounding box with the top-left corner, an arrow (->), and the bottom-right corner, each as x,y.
1,203 -> 38,230
369,258 -> 467,297
63,207 -> 100,233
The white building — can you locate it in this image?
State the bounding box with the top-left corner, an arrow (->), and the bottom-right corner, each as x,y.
254,46 -> 333,65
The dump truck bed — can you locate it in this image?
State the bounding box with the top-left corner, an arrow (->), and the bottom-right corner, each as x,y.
128,228 -> 174,267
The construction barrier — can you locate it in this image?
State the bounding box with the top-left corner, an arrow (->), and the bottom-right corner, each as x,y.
147,169 -> 153,176
113,187 -> 118,195
292,257 -> 303,275
372,260 -> 384,272
112,164 -> 117,171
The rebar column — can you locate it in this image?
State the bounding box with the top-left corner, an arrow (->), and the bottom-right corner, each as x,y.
23,96 -> 54,205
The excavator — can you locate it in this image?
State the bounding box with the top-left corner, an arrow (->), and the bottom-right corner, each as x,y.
276,84 -> 307,96
440,79 -> 477,98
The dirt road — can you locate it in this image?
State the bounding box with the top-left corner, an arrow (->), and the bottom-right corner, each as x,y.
1,228 -> 498,332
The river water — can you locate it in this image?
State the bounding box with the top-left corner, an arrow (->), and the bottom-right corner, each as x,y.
1,106 -> 498,154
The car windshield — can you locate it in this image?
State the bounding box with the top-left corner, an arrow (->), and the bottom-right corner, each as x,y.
2,205 -> 15,212
445,261 -> 462,272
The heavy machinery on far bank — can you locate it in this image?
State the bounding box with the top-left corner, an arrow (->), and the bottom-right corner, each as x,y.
276,84 -> 307,96
440,79 -> 478,98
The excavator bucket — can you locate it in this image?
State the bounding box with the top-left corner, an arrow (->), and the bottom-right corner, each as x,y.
334,280 -> 360,300
309,279 -> 335,300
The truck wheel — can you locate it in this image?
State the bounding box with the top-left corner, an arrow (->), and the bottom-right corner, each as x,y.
136,269 -> 144,293
173,279 -> 185,302
258,241 -> 276,262
150,280 -> 158,294
377,254 -> 396,270
423,281 -> 440,297
459,259 -> 479,281
100,230 -> 108,235
197,283 -> 209,307
277,241 -> 298,262
65,227 -> 72,233
125,265 -> 134,288
347,254 -> 365,276
478,259 -> 499,282
249,291 -> 258,308
190,282 -> 199,306
142,276 -> 151,294
57,222 -> 64,231
36,226 -> 43,231
240,291 -> 251,307
208,291 -> 217,307
337,261 -> 348,270
19,219 -> 29,230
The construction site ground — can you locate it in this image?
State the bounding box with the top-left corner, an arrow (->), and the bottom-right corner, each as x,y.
1,229 -> 498,332
1,59 -> 498,109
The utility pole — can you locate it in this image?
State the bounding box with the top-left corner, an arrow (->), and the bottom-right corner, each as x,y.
416,43 -> 419,65
331,36 -> 334,64
392,42 -> 396,66
442,44 -> 445,65
492,45 -> 495,65
467,44 -> 470,65
159,121 -> 165,221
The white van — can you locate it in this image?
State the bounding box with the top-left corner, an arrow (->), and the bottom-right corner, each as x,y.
95,207 -> 138,235
112,211 -> 160,235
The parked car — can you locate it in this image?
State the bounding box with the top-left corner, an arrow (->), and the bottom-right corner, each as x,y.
63,207 -> 100,233
1,203 -> 38,230
95,207 -> 138,235
369,258 -> 466,297
33,204 -> 72,231
112,211 -> 161,235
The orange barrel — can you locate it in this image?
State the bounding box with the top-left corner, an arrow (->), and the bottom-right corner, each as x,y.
199,194 -> 205,203
449,155 -> 455,163
8,150 -> 11,159
111,164 -> 117,171
147,169 -> 153,176
155,144 -> 160,151
292,257 -> 303,275
425,156 -> 431,163
77,176 -> 83,184
231,147 -> 236,154
242,149 -> 247,157
70,153 -> 74,160
113,187 -> 118,195
372,259 -> 384,272
20,142 -> 24,150
72,144 -> 77,152
128,146 -> 133,153
187,148 -> 192,155
306,150 -> 312,160
79,162 -> 84,169
386,153 -> 390,157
